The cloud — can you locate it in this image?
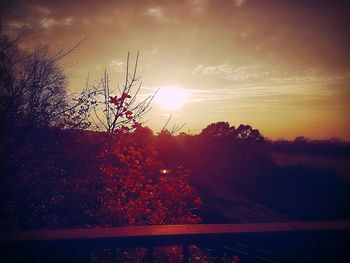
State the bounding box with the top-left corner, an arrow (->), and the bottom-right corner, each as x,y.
40,17 -> 73,28
145,7 -> 166,23
5,19 -> 26,29
109,60 -> 126,73
234,0 -> 246,7
181,82 -> 347,115
34,5 -> 51,15
5,0 -> 349,73
185,67 -> 350,110
192,62 -> 350,86
188,0 -> 208,14
193,64 -> 268,81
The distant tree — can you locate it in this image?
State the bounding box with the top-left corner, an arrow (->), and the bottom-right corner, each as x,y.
200,122 -> 264,142
294,136 -> 309,143
156,129 -> 175,165
236,124 -> 264,143
157,129 -> 172,137
200,121 -> 235,138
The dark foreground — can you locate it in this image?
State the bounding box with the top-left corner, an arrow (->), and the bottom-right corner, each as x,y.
1,221 -> 350,263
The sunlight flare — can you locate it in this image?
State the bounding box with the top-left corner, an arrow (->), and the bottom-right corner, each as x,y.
155,87 -> 188,111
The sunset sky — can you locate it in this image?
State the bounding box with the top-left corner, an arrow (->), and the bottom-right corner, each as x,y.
4,0 -> 350,139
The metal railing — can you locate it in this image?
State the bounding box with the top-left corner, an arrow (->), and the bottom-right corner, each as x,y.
1,221 -> 350,262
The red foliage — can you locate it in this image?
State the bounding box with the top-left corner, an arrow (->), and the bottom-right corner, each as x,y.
108,92 -> 135,127
109,96 -> 119,104
99,127 -> 201,226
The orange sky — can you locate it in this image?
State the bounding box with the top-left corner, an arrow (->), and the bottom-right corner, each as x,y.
4,0 -> 350,139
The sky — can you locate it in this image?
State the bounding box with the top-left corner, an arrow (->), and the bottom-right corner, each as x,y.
4,0 -> 350,139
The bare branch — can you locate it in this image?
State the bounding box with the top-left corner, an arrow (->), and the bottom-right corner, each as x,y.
161,114 -> 172,131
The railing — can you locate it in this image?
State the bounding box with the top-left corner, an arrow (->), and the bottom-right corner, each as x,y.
1,221 -> 350,262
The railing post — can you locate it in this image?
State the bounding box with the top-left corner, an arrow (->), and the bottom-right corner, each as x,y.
111,249 -> 116,263
183,244 -> 189,263
248,241 -> 257,263
215,243 -> 224,263
147,246 -> 153,263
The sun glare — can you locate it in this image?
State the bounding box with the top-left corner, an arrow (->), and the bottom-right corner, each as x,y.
155,87 -> 188,110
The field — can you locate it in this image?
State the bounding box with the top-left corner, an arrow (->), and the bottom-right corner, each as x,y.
271,151 -> 350,180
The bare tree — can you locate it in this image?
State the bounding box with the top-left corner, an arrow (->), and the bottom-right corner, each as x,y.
0,0 -> 89,132
0,39 -> 62,129
82,51 -> 156,134
0,35 -> 90,132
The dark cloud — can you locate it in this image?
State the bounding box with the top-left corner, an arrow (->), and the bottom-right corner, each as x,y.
3,0 -> 349,71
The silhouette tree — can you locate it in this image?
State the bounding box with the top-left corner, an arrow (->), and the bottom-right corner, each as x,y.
0,13 -> 88,133
200,121 -> 235,138
236,124 -> 264,142
0,37 -> 68,131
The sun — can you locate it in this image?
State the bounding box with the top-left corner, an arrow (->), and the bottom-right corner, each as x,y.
155,87 -> 188,110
